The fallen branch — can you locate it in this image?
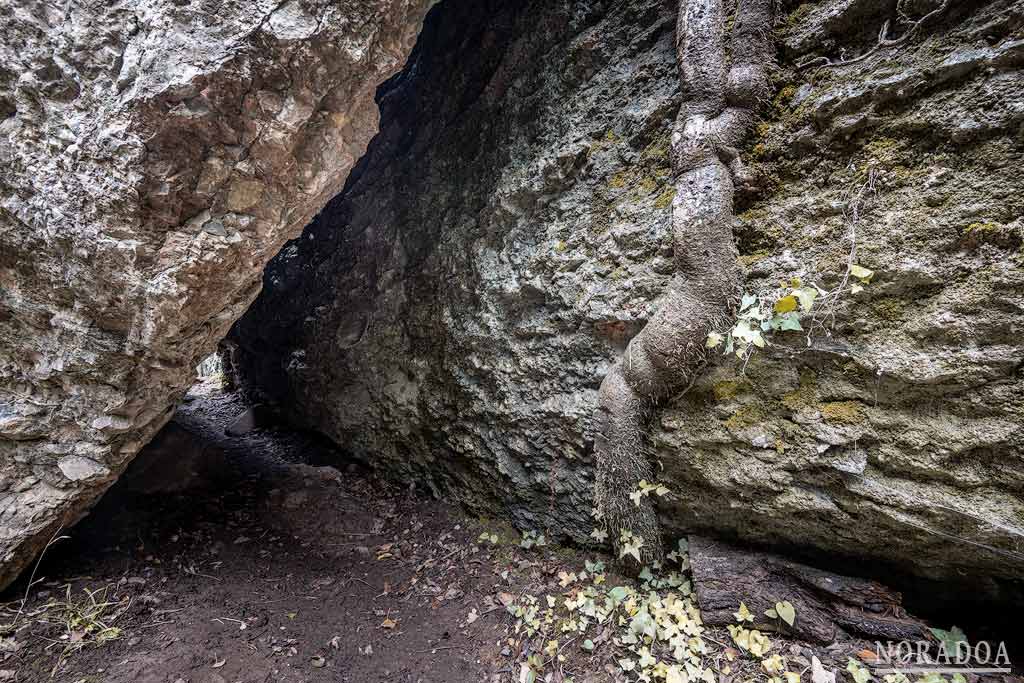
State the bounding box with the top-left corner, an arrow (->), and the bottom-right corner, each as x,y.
689,536 -> 931,643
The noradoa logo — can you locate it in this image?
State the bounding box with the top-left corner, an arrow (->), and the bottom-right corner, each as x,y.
872,627 -> 1011,677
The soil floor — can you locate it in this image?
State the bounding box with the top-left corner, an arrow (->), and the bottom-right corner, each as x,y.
0,380 -> 1018,683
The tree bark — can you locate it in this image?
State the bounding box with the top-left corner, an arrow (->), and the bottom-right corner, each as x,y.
595,0 -> 775,572
689,536 -> 932,643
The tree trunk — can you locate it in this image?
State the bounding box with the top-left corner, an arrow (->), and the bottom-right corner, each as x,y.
596,0 -> 775,572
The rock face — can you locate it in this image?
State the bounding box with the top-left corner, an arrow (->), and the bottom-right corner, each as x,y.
233,0 -> 1024,597
0,0 -> 432,589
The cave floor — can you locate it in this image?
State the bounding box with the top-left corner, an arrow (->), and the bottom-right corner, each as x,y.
0,380 -> 566,682
0,381 -> 1005,682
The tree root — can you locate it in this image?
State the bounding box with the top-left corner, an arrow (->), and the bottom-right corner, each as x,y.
796,0 -> 952,70
595,0 -> 775,575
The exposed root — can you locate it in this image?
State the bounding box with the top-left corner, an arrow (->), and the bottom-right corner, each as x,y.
796,0 -> 952,70
596,0 -> 775,574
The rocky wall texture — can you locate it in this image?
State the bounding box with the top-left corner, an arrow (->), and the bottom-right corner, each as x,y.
0,0 -> 432,589
234,0 -> 1024,596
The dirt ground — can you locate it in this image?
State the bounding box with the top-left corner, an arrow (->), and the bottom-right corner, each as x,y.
0,380 -> 1017,683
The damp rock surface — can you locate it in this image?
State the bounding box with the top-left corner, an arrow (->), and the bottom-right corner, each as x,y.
233,0 -> 1024,594
0,0 -> 432,589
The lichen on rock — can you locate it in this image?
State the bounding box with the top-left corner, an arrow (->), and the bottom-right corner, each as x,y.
0,0 -> 433,589
233,0 -> 1024,598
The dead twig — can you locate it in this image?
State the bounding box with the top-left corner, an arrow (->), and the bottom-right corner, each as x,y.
13,526 -> 69,627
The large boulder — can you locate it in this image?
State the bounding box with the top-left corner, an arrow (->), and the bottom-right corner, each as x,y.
0,0 -> 432,589
232,0 -> 1024,597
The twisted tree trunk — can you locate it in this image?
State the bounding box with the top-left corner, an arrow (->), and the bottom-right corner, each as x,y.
596,0 -> 775,572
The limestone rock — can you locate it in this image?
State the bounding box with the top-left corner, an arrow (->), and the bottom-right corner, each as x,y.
233,0 -> 1024,597
0,0 -> 432,589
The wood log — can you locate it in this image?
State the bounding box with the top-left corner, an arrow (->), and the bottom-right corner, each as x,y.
689,535 -> 931,644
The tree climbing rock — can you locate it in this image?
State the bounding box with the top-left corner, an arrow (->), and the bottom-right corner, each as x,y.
234,0 -> 1024,599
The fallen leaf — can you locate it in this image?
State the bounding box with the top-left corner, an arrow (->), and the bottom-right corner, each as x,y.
212,658 -> 226,669
381,617 -> 397,629
811,656 -> 836,683
850,264 -> 874,282
774,295 -> 798,314
311,655 -> 326,668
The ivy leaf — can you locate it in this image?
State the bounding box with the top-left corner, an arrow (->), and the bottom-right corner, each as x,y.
706,332 -> 723,348
795,287 -> 817,312
734,602 -> 755,623
590,528 -> 608,543
851,283 -> 864,294
748,630 -> 771,657
850,264 -> 874,283
619,658 -> 636,672
629,489 -> 643,507
929,626 -> 967,653
773,314 -> 803,332
619,535 -> 644,563
774,295 -> 798,314
740,293 -> 758,312
775,601 -> 796,627
846,658 -> 872,683
763,654 -> 785,674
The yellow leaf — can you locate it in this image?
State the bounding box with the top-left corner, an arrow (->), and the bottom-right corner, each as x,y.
706,332 -> 723,348
784,673 -> 801,683
763,654 -> 785,674
774,295 -> 798,314
849,264 -> 874,282
381,617 -> 397,629
733,602 -> 755,623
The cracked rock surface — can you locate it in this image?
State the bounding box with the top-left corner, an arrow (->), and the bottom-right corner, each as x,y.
0,0 -> 432,589
234,0 -> 1024,598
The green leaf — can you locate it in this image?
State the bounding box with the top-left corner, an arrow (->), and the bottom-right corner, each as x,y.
775,601 -> 796,626
774,313 -> 803,332
846,658 -> 871,683
929,626 -> 967,653
795,287 -> 818,312
581,639 -> 595,652
740,293 -> 758,312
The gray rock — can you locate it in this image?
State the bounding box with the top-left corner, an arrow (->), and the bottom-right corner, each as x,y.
234,0 -> 1024,596
0,0 -> 432,589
